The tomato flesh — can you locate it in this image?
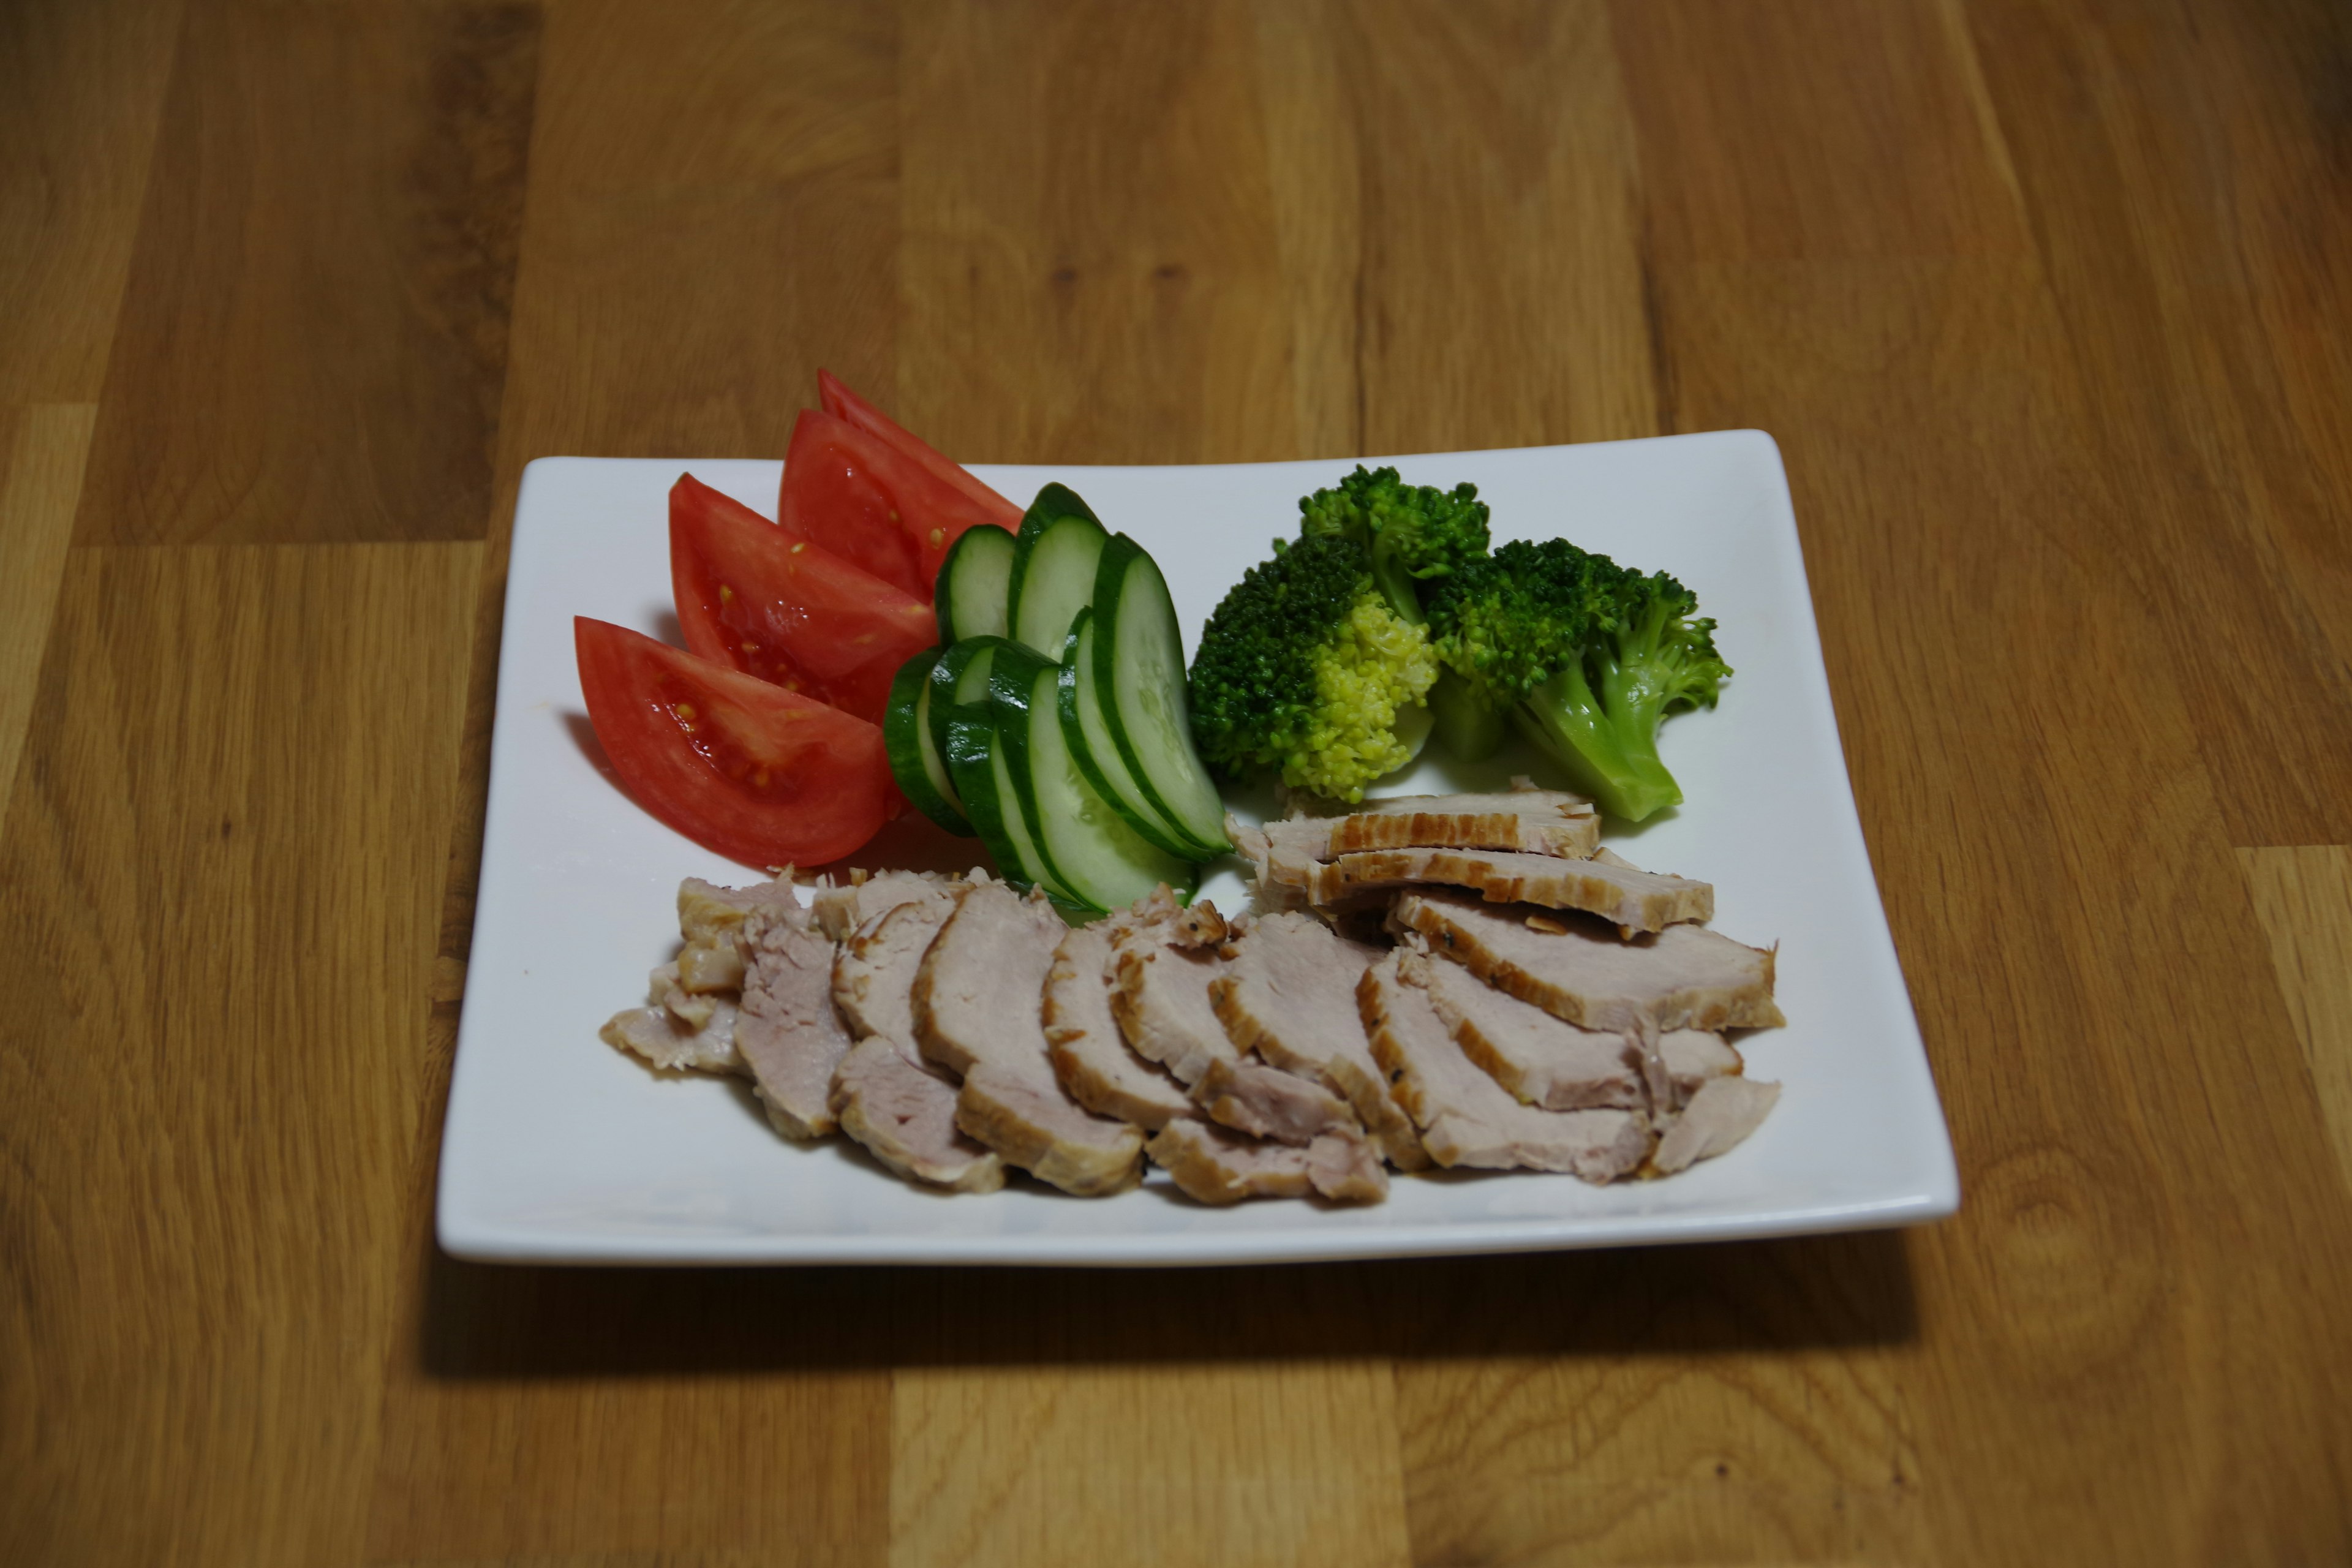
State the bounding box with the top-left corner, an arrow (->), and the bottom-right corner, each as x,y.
780,407 -> 1015,599
668,474 -> 937,727
575,617 -> 890,868
818,369 -> 1024,534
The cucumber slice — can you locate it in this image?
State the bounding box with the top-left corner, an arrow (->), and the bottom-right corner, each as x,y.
934,524 -> 1015,643
1092,534 -> 1231,855
883,647 -> 973,836
997,649 -> 1193,913
1005,484 -> 1110,659
1059,610 -> 1221,861
943,692 -> 1072,903
926,636 -> 1006,773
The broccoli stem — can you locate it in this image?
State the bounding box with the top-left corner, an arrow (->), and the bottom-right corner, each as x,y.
1513,659 -> 1683,823
1428,668 -> 1504,761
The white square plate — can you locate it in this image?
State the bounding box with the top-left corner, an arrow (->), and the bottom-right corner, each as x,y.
438,432 -> 1958,1265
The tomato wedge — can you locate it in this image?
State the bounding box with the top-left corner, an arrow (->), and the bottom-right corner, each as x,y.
780,408 -> 1016,598
668,474 -> 937,727
575,617 -> 890,868
818,369 -> 1023,533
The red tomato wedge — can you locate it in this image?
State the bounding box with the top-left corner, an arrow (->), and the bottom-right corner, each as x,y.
818,369 -> 1023,534
668,474 -> 937,727
780,408 -> 1016,598
575,617 -> 891,868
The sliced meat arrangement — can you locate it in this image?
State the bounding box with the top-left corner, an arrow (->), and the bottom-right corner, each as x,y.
602,782 -> 1790,1207
1304,847 -> 1713,933
1360,951 -> 1651,1181
1390,888 -> 1785,1037
736,902 -> 856,1139
1044,922 -> 1194,1131
1146,1118 -> 1387,1206
915,881 -> 1146,1196
830,891 -> 1005,1193
1211,912 -> 1430,1172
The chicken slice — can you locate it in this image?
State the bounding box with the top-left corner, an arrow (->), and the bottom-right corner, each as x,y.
1653,1076 -> 1781,1174
915,883 -> 1145,1196
827,888 -> 1001,1191
1360,950 -> 1651,1181
1413,949 -> 1649,1112
1306,846 -> 1713,933
1389,888 -> 1785,1036
1044,922 -> 1194,1131
1145,1119 -> 1388,1206
735,901 -> 855,1139
1210,912 -> 1431,1171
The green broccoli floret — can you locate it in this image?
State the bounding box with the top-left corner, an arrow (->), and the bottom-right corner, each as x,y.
1425,538 -> 1731,822
1189,533 -> 1439,803
1298,466 -> 1490,626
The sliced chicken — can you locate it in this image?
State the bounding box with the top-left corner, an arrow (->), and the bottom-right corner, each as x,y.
735,901 -> 856,1139
1389,888 -> 1785,1036
1662,1030 -> 1744,1099
1305,847 -> 1713,933
1360,951 -> 1651,1181
601,962 -> 744,1074
827,886 -> 1001,1191
1335,784 -> 1597,856
1145,1119 -> 1388,1206
916,882 -> 1145,1196
1653,1075 -> 1781,1174
1191,1057 -> 1360,1144
832,1038 -> 1006,1193
1211,912 -> 1430,1171
1110,934 -> 1240,1085
812,867 -> 967,941
1413,949 -> 1649,1112
1044,922 -> 1194,1131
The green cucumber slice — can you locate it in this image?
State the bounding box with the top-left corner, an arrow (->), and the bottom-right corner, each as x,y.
1058,610 -> 1221,861
1092,534 -> 1231,855
997,649 -> 1193,913
926,636 -> 1007,774
942,692 -> 1071,903
934,524 -> 1016,643
1005,484 -> 1110,659
883,647 -> 973,836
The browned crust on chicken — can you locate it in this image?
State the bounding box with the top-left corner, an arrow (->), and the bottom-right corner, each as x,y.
1043,924 -> 1194,1132
1308,848 -> 1712,932
1208,913 -> 1431,1171
915,883 -> 1145,1196
1390,889 -> 1784,1035
1144,1120 -> 1387,1206
830,1037 -> 1006,1192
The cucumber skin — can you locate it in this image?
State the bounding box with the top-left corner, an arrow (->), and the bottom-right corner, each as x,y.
927,636 -> 1012,775
1057,612 -> 1218,862
979,641 -> 1091,907
1090,535 -> 1232,856
935,524 -> 1015,644
1003,655 -> 1194,912
1005,484 -> 1110,660
883,647 -> 974,837
943,701 -> 1069,903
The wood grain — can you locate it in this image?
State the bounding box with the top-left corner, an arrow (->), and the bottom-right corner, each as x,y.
2240,847 -> 2352,1196
1962,0 -> 2352,846
0,404 -> 97,803
0,0 -> 183,402
4,1 -> 2351,1563
0,542 -> 479,1564
891,1362 -> 1411,1568
74,2 -> 538,546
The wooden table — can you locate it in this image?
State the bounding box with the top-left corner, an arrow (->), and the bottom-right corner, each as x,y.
6,1 -> 2349,1562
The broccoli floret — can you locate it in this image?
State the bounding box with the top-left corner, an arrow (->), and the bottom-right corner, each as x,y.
1189,533 -> 1439,803
1298,466 -> 1490,626
1425,538 -> 1730,822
